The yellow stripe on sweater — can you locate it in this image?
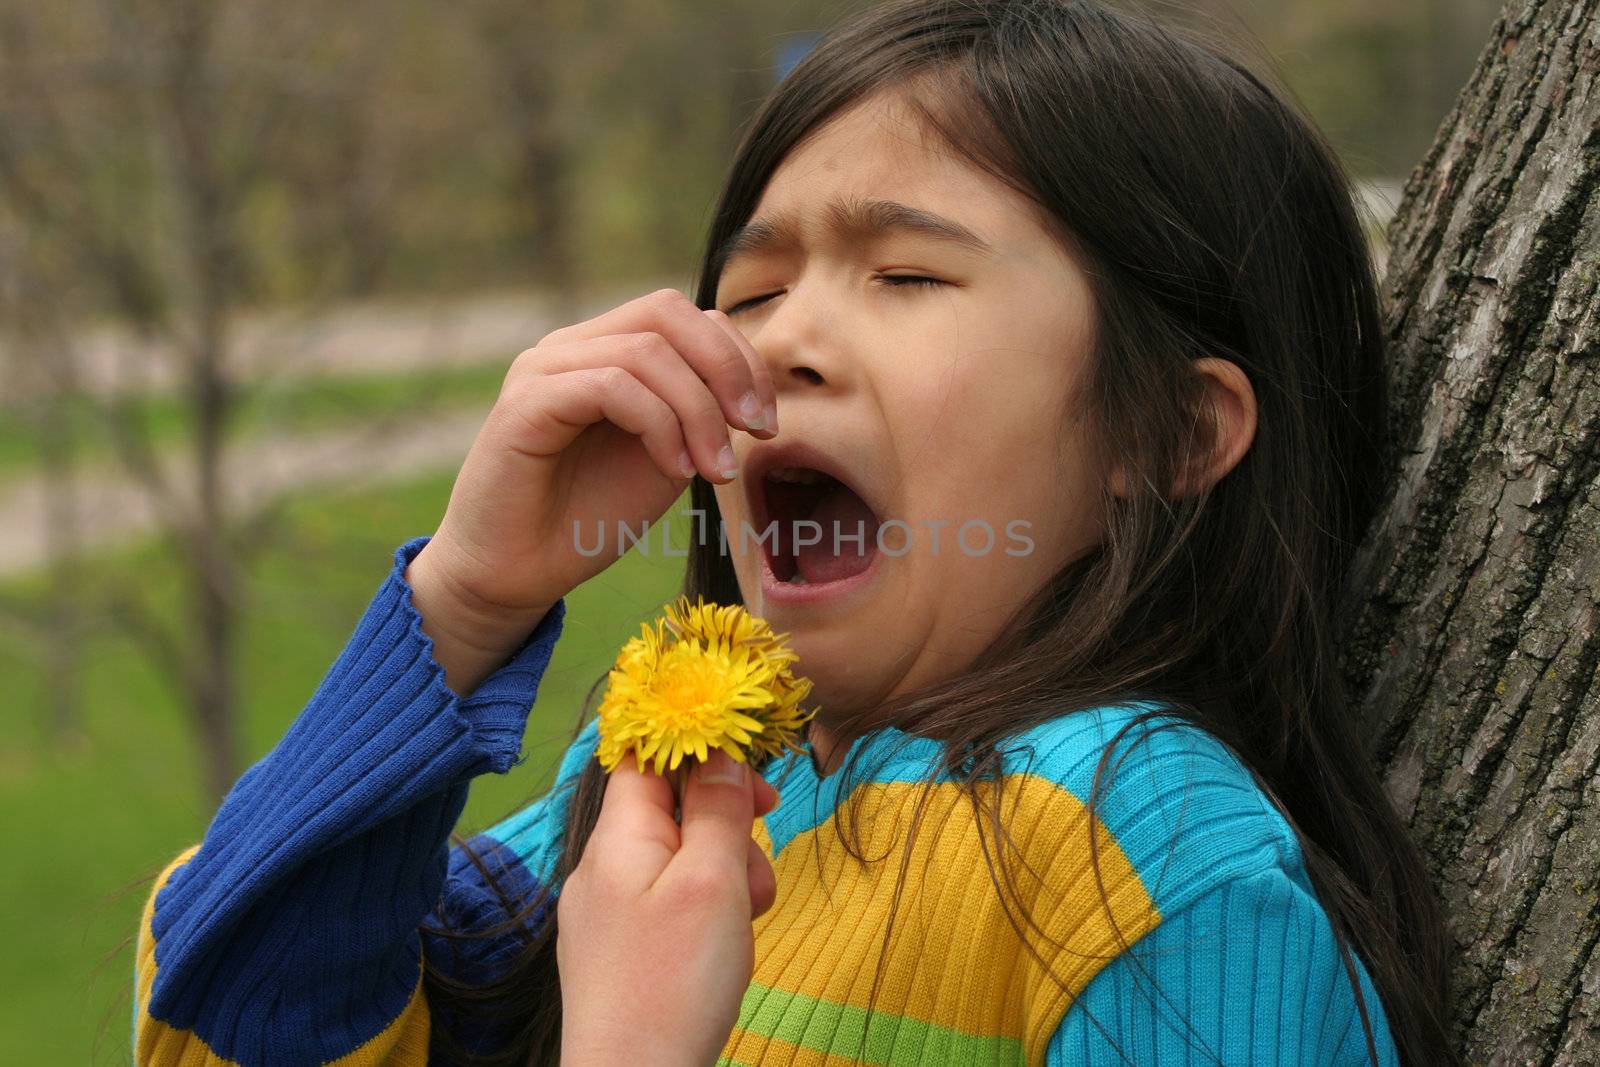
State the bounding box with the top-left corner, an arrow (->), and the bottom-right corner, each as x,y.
134,845 -> 432,1066
733,774 -> 1159,1064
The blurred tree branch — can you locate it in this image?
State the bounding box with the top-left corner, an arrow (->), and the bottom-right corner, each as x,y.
0,0 -> 409,801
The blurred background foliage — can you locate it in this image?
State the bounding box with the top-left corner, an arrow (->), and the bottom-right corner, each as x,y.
0,0 -> 1503,312
0,0 -> 1503,1061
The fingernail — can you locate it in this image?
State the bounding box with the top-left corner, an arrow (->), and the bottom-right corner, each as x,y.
697,749 -> 748,786
764,401 -> 779,434
739,391 -> 766,430
717,445 -> 739,480
676,450 -> 697,479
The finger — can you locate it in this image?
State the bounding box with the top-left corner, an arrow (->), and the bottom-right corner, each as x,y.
676,748 -> 757,879
587,751 -> 681,893
704,308 -> 778,436
505,366 -> 696,483
748,837 -> 777,919
753,772 -> 780,818
529,333 -> 737,483
537,288 -> 774,439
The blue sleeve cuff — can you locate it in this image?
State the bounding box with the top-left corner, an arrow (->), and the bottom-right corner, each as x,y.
390,534 -> 567,775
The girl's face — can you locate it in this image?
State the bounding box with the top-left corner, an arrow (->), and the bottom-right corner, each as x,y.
711,87 -> 1105,722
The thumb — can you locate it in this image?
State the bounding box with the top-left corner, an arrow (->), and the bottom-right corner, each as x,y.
678,748 -> 756,870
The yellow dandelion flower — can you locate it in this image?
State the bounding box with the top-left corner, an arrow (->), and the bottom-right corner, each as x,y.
595,596 -> 817,776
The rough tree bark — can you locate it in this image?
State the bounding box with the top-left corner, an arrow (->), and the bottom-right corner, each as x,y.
1336,1 -> 1600,1063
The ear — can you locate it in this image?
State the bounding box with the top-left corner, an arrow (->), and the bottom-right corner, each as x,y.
1171,357 -> 1257,497
1107,357 -> 1258,499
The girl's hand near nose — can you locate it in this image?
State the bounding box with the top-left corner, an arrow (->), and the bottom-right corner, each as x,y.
404,288 -> 776,695
557,750 -> 781,1067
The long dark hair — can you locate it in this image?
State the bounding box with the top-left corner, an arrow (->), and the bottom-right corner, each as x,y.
423,2 -> 1457,1064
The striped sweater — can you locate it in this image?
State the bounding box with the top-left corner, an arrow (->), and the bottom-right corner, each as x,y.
133,535 -> 1400,1065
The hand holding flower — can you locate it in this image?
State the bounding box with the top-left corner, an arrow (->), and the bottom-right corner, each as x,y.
556,749 -> 781,1066
556,597 -> 814,1064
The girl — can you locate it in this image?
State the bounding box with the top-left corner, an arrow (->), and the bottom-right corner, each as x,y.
133,1 -> 1458,1064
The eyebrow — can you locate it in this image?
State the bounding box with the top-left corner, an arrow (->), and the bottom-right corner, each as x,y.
716,196 -> 996,268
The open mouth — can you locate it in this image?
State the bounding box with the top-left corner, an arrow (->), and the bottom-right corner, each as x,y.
750,453 -> 883,587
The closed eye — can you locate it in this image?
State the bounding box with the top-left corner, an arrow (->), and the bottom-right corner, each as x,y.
722,291 -> 781,316
723,275 -> 947,316
873,274 -> 946,292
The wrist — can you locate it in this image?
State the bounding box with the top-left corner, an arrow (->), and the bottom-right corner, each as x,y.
560,1032 -> 710,1067
406,542 -> 554,697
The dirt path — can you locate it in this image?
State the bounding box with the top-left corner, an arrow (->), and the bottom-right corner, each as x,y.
28,281 -> 668,401
0,410 -> 485,578
0,281 -> 685,578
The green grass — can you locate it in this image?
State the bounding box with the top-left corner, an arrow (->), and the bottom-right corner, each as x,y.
0,361 -> 511,482
0,473 -> 688,1063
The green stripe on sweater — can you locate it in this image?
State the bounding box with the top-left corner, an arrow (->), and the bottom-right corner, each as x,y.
723,981 -> 1027,1065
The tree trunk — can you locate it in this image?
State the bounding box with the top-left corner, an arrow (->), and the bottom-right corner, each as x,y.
164,0 -> 245,804
476,0 -> 581,314
1337,1 -> 1600,1063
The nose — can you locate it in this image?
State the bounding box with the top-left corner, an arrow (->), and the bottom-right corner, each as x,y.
745,285 -> 847,396
780,361 -> 826,388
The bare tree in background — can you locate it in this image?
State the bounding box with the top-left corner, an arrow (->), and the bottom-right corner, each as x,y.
459,0 -> 811,305
466,0 -> 584,316
1340,0 -> 1600,1059
0,214 -> 88,747
0,0 -> 767,802
0,0 -> 405,802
